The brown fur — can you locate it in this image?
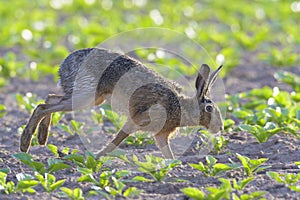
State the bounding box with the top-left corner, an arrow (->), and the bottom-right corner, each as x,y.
20,48 -> 223,159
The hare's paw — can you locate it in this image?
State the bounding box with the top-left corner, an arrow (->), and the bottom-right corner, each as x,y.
37,116 -> 51,145
20,128 -> 34,152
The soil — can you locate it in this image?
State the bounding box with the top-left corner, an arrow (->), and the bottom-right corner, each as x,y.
0,61 -> 299,200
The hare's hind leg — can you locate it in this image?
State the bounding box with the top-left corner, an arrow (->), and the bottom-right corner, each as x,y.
20,98 -> 72,153
154,131 -> 174,159
37,94 -> 63,146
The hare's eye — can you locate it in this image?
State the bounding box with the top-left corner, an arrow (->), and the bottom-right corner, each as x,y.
205,105 -> 213,113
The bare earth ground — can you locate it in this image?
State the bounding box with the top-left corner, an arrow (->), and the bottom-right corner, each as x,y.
0,62 -> 299,199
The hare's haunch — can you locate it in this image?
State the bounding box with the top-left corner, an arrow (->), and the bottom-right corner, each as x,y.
20,48 -> 223,159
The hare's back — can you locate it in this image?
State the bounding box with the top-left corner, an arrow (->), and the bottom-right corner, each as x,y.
58,48 -> 96,96
58,48 -> 181,101
58,48 -> 121,97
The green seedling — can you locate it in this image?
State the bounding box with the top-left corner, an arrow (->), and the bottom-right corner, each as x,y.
113,152 -> 181,182
181,177 -> 265,200
48,145 -> 82,158
247,86 -> 273,100
57,124 -> 73,135
88,179 -> 143,198
47,144 -> 60,157
11,154 -> 68,194
259,47 -> 298,67
226,94 -> 241,110
51,112 -> 65,126
70,120 -> 85,134
0,104 -> 6,118
231,191 -> 266,200
189,155 -> 237,177
13,152 -> 71,174
181,187 -> 208,200
2,0 -> 300,198
232,108 -> 255,123
264,107 -> 300,137
225,78 -> 299,140
35,172 -> 65,193
13,153 -> 46,174
63,151 -> 112,173
236,153 -> 269,176
274,71 -> 300,92
15,93 -> 43,113
232,177 -> 255,191
0,172 -> 15,194
124,132 -> 154,147
60,187 -> 85,200
0,171 -> 39,194
104,109 -> 126,132
0,52 -> 24,82
91,107 -> 105,124
47,158 -> 72,174
239,123 -> 281,143
131,154 -> 181,182
267,171 -> 300,192
233,86 -> 300,141
199,130 -> 229,154
239,106 -> 300,141
57,120 -> 85,135
77,168 -> 129,188
0,77 -> 4,87
224,119 -> 235,131
234,27 -> 268,50
77,167 -> 141,198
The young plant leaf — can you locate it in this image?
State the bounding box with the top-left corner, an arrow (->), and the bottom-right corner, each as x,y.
181,187 -> 205,200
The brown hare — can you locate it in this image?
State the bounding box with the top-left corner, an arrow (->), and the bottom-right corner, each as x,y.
20,48 -> 224,159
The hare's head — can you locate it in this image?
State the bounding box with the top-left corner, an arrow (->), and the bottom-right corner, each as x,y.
195,64 -> 223,133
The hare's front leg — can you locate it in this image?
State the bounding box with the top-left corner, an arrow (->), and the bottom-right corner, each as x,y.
20,98 -> 72,152
95,121 -> 134,159
154,131 -> 174,159
37,94 -> 63,146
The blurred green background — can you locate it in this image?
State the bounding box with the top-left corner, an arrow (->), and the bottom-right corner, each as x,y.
0,0 -> 299,86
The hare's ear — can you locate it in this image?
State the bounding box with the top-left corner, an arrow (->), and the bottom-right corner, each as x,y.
208,65 -> 223,88
195,64 -> 210,99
